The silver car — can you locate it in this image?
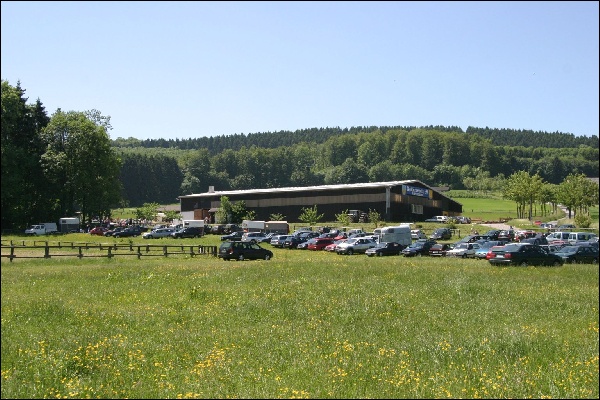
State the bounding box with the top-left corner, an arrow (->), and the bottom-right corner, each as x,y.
142,228 -> 175,239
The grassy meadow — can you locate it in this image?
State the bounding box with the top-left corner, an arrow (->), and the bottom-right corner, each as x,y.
1,197 -> 599,398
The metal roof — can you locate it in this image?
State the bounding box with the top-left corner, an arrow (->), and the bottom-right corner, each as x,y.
179,180 -> 429,199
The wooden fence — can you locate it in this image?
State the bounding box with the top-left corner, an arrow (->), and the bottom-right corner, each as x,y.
1,240 -> 217,262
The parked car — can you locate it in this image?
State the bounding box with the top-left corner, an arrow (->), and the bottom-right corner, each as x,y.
545,231 -> 571,245
482,230 -> 501,241
515,230 -> 538,242
113,226 -> 143,238
270,234 -> 292,248
540,244 -> 565,254
557,224 -> 576,231
365,242 -> 405,257
429,243 -> 452,257
446,242 -> 480,258
220,231 -> 244,241
89,226 -> 108,236
223,224 -> 242,234
454,216 -> 471,224
325,239 -> 346,252
171,226 -> 203,239
241,232 -> 270,243
567,232 -> 598,245
487,243 -> 564,266
456,234 -> 485,244
402,239 -> 437,257
307,237 -> 335,251
218,241 -> 273,261
335,237 -> 377,255
142,227 -> 175,239
474,241 -> 505,259
283,235 -> 309,249
486,245 -> 506,260
411,229 -> 427,240
103,226 -> 124,237
210,224 -> 227,235
497,230 -> 516,242
297,238 -> 317,250
424,216 -> 448,223
553,244 -> 599,264
520,233 -> 548,246
430,228 -> 452,240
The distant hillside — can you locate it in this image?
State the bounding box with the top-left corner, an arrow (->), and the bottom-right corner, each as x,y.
112,125 -> 598,154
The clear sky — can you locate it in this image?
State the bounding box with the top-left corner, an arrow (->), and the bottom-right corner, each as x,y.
2,1 -> 598,140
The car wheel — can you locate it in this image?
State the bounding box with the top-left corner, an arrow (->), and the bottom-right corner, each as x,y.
416,252 -> 422,257
238,254 -> 245,261
519,261 -> 528,266
592,257 -> 598,264
462,254 -> 467,259
552,260 -> 561,267
347,248 -> 354,255
570,259 -> 577,264
377,252 -> 383,257
264,254 -> 271,260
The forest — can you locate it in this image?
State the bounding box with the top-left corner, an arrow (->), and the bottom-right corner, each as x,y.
2,79 -> 599,230
113,125 -> 599,207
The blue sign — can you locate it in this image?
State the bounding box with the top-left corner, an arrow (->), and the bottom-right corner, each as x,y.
403,185 -> 430,198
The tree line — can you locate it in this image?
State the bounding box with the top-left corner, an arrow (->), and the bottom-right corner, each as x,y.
2,79 -> 599,231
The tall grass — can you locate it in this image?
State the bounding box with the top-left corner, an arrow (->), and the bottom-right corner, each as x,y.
2,246 -> 598,398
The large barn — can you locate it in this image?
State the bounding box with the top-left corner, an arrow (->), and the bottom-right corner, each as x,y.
178,180 -> 463,224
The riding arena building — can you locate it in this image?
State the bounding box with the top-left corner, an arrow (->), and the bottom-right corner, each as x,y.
178,180 -> 463,224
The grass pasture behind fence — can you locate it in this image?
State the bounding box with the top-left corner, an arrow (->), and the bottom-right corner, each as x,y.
1,243 -> 598,399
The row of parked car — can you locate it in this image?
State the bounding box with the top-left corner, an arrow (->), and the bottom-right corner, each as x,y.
89,225 -> 205,239
218,225 -> 599,264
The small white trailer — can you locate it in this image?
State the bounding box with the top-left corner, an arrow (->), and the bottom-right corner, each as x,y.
379,224 -> 412,246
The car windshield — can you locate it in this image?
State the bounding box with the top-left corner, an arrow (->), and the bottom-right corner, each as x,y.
455,243 -> 468,250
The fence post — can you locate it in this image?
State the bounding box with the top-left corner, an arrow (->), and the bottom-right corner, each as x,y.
78,246 -> 83,259
10,246 -> 15,262
44,244 -> 50,258
189,246 -> 195,257
137,246 -> 142,259
107,247 -> 113,258
163,246 -> 168,257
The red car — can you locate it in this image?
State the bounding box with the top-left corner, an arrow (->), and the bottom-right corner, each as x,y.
307,238 -> 334,251
325,239 -> 346,252
89,226 -> 108,236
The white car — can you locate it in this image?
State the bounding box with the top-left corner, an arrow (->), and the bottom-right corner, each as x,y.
446,242 -> 480,258
411,229 -> 427,240
335,237 -> 377,255
142,228 -> 175,239
241,232 -> 270,243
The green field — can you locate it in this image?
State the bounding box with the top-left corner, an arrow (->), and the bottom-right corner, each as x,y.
2,196 -> 599,398
2,234 -> 599,399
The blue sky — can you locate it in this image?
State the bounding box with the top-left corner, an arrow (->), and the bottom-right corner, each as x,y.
2,1 -> 598,140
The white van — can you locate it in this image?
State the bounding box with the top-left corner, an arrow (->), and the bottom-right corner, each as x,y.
546,231 -> 571,244
567,232 -> 597,245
